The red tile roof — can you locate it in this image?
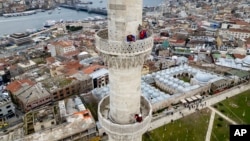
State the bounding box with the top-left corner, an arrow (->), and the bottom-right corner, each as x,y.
46,57 -> 55,64
233,54 -> 245,59
9,65 -> 17,70
51,40 -> 73,48
64,60 -> 83,70
6,79 -> 35,94
63,50 -> 80,57
82,64 -> 105,74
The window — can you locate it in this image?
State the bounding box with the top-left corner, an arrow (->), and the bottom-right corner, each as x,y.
6,105 -> 11,109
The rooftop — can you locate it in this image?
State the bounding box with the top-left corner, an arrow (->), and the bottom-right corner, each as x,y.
17,60 -> 36,68
82,64 -> 105,75
6,79 -> 35,94
89,68 -> 108,79
227,69 -> 250,78
63,50 -> 80,57
16,83 -> 50,104
51,40 -> 73,48
0,92 -> 11,106
42,76 -> 74,91
22,97 -> 95,140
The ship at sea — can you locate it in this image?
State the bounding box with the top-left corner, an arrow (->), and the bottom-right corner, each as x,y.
3,10 -> 37,18
43,20 -> 56,28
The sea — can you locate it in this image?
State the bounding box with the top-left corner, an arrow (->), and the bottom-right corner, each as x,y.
0,0 -> 163,36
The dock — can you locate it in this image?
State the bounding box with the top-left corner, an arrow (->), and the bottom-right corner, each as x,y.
59,4 -> 107,16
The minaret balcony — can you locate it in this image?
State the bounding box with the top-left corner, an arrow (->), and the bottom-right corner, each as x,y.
95,29 -> 153,56
98,95 -> 152,136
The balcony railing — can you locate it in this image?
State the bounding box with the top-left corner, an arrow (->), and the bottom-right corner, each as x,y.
98,95 -> 152,136
95,29 -> 153,56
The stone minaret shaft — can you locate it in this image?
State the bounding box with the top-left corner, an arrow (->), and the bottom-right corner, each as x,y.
96,0 -> 153,141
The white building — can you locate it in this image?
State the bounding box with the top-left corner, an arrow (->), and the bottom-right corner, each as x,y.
17,60 -> 37,72
92,65 -> 227,112
0,92 -> 15,118
215,55 -> 250,71
48,40 -> 76,57
219,29 -> 250,39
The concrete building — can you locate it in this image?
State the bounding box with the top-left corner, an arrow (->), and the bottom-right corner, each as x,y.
16,83 -> 51,112
48,40 -> 77,57
42,74 -> 92,102
17,60 -> 37,72
83,65 -> 109,88
0,92 -> 15,118
22,98 -> 97,141
219,28 -> 250,39
8,33 -> 32,45
6,79 -> 35,103
95,0 -> 153,140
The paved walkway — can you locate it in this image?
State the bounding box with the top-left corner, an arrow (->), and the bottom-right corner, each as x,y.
149,83 -> 250,131
209,106 -> 237,125
205,110 -> 215,141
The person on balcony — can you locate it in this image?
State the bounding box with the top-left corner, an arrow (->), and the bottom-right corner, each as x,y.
139,30 -> 147,39
135,114 -> 143,122
127,34 -> 135,42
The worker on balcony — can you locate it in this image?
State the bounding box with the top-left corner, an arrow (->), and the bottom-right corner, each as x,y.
127,34 -> 135,42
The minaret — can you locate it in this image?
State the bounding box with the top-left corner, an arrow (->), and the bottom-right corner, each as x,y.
96,0 -> 153,141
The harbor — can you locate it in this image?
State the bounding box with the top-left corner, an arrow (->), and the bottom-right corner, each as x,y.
0,0 -> 163,36
2,10 -> 37,17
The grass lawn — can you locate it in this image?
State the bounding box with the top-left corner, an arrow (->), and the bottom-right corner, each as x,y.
143,108 -> 211,141
213,90 -> 250,124
211,114 -> 230,141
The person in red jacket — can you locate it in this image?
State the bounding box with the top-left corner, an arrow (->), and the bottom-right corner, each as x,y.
139,30 -> 147,39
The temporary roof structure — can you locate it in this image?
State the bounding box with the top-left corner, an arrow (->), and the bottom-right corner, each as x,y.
186,98 -> 193,103
195,95 -> 202,99
191,96 -> 198,101
180,99 -> 187,104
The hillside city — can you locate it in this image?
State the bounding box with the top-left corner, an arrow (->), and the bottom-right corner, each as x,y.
0,0 -> 250,141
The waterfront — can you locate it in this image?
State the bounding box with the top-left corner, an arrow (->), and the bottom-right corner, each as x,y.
0,0 -> 163,36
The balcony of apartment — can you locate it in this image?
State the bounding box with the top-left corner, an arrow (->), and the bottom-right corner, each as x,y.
95,29 -> 153,56
98,95 -> 152,136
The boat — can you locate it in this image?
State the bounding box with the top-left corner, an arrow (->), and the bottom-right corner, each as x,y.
44,20 -> 56,28
3,10 -> 36,17
58,7 -> 61,10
